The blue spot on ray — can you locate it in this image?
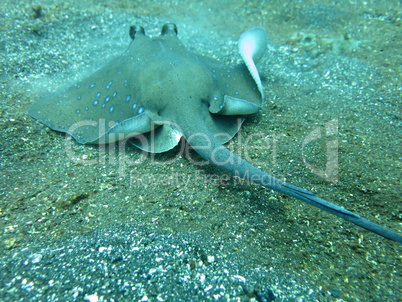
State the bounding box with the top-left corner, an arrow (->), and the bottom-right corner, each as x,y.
105,96 -> 111,102
89,83 -> 95,88
125,95 -> 131,102
93,100 -> 99,106
105,80 -> 113,90
109,105 -> 115,113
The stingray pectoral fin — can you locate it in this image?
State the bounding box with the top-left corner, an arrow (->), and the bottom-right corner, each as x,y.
238,27 -> 268,98
209,95 -> 261,115
94,112 -> 161,144
207,63 -> 263,115
130,122 -> 183,153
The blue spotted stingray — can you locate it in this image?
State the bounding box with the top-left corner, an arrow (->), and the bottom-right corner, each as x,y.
29,23 -> 402,244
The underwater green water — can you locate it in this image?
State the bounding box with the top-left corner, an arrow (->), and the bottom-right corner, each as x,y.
0,0 -> 401,301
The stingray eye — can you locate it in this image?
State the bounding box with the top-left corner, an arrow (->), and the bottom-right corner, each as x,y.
161,23 -> 178,36
129,25 -> 145,40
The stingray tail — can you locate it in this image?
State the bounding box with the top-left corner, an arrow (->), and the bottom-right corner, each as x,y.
277,182 -> 402,243
185,130 -> 402,244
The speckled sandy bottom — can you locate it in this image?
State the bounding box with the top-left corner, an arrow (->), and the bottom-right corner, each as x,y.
0,0 -> 401,301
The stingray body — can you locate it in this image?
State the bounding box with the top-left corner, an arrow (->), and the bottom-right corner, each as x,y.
29,24 -> 402,244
